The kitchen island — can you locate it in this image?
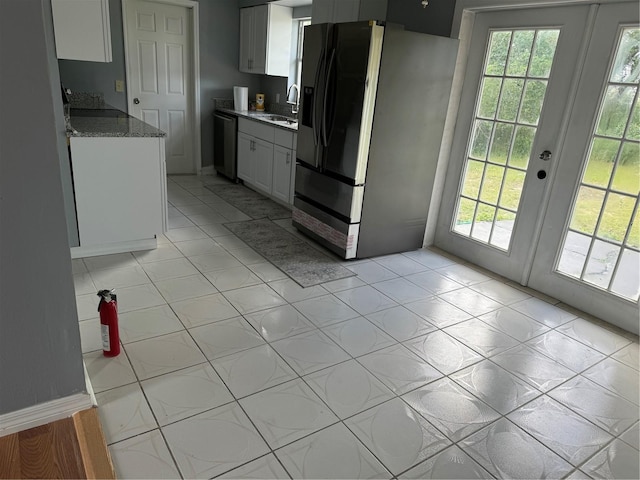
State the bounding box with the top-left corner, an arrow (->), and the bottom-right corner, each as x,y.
68,107 -> 168,258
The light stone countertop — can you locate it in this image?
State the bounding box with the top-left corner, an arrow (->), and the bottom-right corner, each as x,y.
67,107 -> 166,138
216,107 -> 298,132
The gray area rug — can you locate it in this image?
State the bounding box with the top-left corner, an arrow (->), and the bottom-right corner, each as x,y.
205,184 -> 291,220
224,219 -> 355,287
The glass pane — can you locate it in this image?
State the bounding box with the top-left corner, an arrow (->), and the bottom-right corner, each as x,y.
461,160 -> 484,199
583,240 -> 621,289
470,120 -> 493,160
509,126 -> 535,168
471,204 -> 496,242
628,97 -> 640,141
558,231 -> 591,278
479,164 -> 505,204
488,123 -> 514,164
596,85 -> 637,138
478,78 -> 502,119
497,79 -> 524,122
597,193 -> 636,243
569,186 -> 606,235
491,210 -> 516,250
583,137 -> 619,187
486,31 -> 512,76
506,30 -> 535,77
528,30 -> 560,78
499,169 -> 525,210
627,208 -> 639,249
610,249 -> 640,301
454,197 -> 476,235
611,28 -> 640,84
519,80 -> 547,125
612,142 -> 640,194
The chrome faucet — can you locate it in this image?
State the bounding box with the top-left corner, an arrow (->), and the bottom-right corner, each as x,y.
286,83 -> 300,115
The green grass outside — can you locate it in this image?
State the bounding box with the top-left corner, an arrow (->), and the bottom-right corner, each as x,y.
456,159 -> 639,248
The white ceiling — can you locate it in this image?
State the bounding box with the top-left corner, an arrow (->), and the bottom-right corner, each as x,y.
271,0 -> 313,7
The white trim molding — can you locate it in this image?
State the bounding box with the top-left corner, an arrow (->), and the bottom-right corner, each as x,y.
122,0 -> 202,174
0,392 -> 93,437
452,0 -> 638,38
70,238 -> 157,259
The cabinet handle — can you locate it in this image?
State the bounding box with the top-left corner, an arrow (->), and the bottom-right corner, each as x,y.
286,152 -> 291,164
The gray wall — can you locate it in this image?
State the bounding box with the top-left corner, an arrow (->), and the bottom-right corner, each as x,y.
57,0 -> 456,169
387,0 -> 456,37
58,0 -> 261,169
0,0 -> 86,416
58,0 -> 128,110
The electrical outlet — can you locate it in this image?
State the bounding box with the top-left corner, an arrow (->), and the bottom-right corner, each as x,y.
276,93 -> 280,103
115,80 -> 125,93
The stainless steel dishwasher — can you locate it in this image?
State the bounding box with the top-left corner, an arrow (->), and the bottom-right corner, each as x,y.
213,111 -> 237,181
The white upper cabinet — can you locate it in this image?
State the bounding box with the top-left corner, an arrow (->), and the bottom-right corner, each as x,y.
51,0 -> 112,62
239,4 -> 292,76
311,0 -> 388,24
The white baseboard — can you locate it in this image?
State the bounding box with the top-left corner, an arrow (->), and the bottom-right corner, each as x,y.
0,391 -> 93,437
200,165 -> 215,175
70,238 -> 157,259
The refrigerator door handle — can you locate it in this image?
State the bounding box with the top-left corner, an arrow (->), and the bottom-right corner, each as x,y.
321,48 -> 336,147
312,48 -> 326,147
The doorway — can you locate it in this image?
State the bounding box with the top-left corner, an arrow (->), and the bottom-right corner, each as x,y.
122,0 -> 201,174
436,2 -> 639,332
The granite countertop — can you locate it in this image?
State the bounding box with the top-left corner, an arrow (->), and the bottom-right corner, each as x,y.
67,107 -> 166,138
216,107 -> 298,132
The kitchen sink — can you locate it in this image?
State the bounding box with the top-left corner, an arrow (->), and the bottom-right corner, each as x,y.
261,114 -> 297,125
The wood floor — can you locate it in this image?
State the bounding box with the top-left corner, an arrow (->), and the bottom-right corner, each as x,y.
0,408 -> 114,479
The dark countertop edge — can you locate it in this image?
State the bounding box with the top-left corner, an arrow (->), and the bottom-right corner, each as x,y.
216,107 -> 298,132
67,106 -> 166,138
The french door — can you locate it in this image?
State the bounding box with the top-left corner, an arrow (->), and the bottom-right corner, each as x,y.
436,2 -> 639,332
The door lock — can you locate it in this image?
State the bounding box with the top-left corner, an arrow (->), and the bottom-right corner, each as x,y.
539,150 -> 552,161
133,98 -> 140,105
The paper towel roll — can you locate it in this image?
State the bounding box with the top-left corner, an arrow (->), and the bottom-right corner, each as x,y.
233,86 -> 248,111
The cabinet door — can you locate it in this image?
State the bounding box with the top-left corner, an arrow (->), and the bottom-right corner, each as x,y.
289,147 -> 297,205
237,132 -> 254,183
273,145 -> 293,204
253,138 -> 274,194
51,0 -> 112,62
239,8 -> 253,73
251,5 -> 269,74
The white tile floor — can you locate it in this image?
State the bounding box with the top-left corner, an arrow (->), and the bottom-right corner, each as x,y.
76,175 -> 640,479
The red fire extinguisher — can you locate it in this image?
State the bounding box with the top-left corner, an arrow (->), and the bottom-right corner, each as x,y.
98,289 -> 120,357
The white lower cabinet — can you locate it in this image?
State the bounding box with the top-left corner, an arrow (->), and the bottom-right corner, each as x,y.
69,136 -> 167,258
237,117 -> 297,206
272,145 -> 293,204
237,132 -> 255,183
253,138 -> 274,194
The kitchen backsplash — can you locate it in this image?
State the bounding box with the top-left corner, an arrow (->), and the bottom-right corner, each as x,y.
213,98 -> 297,117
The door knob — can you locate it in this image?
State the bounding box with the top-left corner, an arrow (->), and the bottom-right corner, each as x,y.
133,98 -> 140,105
539,150 -> 552,161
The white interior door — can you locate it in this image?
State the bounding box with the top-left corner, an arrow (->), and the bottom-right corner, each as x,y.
435,5 -> 593,281
437,2 -> 640,332
529,2 -> 639,332
124,0 -> 194,174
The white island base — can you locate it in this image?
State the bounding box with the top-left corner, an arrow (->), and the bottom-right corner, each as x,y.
69,136 -> 167,259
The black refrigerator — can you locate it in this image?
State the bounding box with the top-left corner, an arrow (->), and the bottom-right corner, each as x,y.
292,21 -> 458,259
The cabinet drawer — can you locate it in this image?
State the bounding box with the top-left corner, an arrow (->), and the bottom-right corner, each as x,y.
238,117 -> 275,143
274,128 -> 294,149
